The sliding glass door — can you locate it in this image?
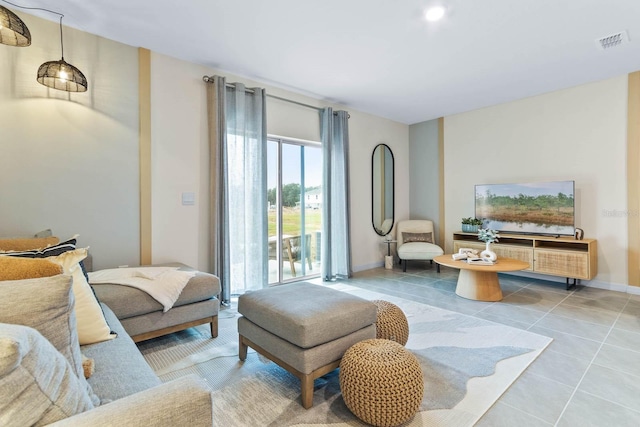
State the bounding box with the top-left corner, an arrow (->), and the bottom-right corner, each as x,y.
267,137 -> 322,284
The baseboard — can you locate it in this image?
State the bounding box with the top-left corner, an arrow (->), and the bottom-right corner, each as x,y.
626,285 -> 640,296
503,271 -> 632,294
352,261 -> 384,273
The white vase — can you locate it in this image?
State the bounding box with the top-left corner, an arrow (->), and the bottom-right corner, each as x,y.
384,255 -> 394,270
481,241 -> 497,261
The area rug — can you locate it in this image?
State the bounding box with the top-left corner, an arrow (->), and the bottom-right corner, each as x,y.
138,283 -> 552,426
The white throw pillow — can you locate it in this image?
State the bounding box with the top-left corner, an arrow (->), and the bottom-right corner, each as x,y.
48,249 -> 116,345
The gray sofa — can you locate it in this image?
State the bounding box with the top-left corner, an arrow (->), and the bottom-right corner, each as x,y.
49,262 -> 221,425
0,236 -> 218,425
90,263 -> 221,343
49,303 -> 213,426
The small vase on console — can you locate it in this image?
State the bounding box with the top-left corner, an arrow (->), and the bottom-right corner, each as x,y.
480,241 -> 497,262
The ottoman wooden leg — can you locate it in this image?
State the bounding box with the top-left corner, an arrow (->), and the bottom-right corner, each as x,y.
239,335 -> 248,361
211,315 -> 218,338
301,374 -> 313,409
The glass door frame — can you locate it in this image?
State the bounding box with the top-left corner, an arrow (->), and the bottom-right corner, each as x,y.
268,134 -> 322,284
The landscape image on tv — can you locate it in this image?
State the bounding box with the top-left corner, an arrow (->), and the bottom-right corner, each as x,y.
475,181 -> 575,236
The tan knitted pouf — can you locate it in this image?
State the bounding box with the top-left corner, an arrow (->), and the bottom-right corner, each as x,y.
339,339 -> 424,427
372,300 -> 409,345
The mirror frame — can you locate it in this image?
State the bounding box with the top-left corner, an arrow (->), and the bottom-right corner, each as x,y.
371,143 -> 394,236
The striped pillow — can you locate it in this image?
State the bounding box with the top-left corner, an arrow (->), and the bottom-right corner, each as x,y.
0,236 -> 89,282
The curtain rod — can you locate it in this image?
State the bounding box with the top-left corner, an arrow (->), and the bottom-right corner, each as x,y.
203,75 -> 325,113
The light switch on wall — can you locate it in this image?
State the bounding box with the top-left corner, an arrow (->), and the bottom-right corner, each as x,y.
182,192 -> 196,206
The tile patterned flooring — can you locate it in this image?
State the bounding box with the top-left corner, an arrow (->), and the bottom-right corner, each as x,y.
343,264 -> 640,426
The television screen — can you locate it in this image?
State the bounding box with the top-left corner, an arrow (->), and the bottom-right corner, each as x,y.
475,180 -> 575,236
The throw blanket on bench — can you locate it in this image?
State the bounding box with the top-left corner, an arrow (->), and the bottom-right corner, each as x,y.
88,267 -> 196,312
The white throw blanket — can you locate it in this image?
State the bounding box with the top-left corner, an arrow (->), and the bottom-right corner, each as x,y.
88,267 -> 196,312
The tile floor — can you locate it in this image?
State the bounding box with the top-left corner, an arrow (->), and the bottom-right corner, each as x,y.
342,264 -> 640,426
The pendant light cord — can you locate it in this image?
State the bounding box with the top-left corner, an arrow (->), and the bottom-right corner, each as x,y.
58,14 -> 63,59
1,0 -> 65,58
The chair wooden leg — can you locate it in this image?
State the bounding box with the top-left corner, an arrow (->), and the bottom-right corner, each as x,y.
285,239 -> 296,277
403,260 -> 407,272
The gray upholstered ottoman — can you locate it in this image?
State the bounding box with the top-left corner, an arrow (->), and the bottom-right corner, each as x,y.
237,282 -> 377,409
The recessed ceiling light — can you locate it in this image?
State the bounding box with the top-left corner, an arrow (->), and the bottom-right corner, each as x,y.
425,6 -> 446,22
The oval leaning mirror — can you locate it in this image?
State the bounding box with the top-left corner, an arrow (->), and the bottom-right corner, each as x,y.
372,143 -> 394,236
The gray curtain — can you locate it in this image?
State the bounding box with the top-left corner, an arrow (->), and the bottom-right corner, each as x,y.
206,76 -> 229,303
206,76 -> 268,303
320,108 -> 352,280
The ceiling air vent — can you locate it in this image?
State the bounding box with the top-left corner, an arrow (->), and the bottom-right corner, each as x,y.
596,30 -> 629,50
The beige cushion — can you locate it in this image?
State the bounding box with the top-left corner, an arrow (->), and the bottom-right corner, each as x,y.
0,236 -> 59,251
397,242 -> 444,260
0,275 -> 99,405
0,323 -> 95,426
0,256 -> 63,280
47,249 -> 116,346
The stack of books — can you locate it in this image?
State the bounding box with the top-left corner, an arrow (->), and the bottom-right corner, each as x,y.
466,257 -> 496,266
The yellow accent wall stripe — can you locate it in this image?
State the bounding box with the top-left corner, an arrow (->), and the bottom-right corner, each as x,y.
628,71 -> 640,287
139,48 -> 152,265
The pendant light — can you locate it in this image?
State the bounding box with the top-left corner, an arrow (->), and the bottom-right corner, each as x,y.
0,4 -> 31,46
37,13 -> 87,92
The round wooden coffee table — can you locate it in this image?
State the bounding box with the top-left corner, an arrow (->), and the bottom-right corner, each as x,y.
434,255 -> 530,301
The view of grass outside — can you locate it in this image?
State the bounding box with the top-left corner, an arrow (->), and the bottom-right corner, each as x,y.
268,207 -> 322,264
268,207 -> 321,236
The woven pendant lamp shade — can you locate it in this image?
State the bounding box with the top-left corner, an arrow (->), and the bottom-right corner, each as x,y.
0,5 -> 31,47
37,59 -> 87,92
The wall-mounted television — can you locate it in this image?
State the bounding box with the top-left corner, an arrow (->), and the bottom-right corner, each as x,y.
475,180 -> 575,236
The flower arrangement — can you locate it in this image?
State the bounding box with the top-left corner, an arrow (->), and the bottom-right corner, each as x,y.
478,228 -> 500,244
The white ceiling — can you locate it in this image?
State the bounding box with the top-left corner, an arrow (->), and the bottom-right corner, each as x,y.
13,0 -> 640,124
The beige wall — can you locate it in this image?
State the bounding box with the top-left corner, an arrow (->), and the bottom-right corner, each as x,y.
0,11 -> 140,270
443,76 -> 628,288
409,119 -> 442,242
149,52 -> 409,272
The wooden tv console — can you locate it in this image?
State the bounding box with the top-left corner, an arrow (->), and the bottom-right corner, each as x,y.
452,232 -> 597,289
